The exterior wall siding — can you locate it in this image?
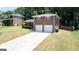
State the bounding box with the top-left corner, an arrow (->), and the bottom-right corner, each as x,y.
34,16 -> 54,25
12,17 -> 23,25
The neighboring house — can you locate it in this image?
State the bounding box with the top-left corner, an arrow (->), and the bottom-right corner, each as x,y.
2,13 -> 23,26
10,13 -> 23,25
33,14 -> 60,32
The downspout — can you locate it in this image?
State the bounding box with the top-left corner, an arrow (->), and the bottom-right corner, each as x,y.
33,17 -> 36,31
53,16 -> 56,32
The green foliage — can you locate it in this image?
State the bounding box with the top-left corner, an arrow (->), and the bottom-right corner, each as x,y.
14,7 -> 79,26
0,11 -> 13,19
1,7 -> 79,26
14,7 -> 50,20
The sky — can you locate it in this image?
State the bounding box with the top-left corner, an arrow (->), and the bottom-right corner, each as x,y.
0,7 -> 17,12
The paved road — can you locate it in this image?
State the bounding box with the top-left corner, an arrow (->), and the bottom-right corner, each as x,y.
0,32 -> 50,51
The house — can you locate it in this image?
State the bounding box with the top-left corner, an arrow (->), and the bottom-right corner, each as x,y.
2,13 -> 23,26
33,13 -> 60,32
10,13 -> 23,25
23,19 -> 34,28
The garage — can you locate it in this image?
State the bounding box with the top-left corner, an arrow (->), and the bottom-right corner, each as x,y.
35,25 -> 43,32
44,25 -> 53,32
35,25 -> 53,32
33,14 -> 60,33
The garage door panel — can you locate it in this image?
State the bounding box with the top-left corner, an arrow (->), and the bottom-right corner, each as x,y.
36,25 -> 43,32
44,25 -> 53,32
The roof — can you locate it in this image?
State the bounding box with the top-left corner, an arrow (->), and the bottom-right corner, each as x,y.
11,13 -> 23,17
24,19 -> 34,22
32,13 -> 60,19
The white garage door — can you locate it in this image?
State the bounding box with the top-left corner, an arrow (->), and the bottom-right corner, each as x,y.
36,25 -> 43,32
44,25 -> 53,32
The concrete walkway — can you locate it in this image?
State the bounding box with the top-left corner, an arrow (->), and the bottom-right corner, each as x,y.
0,32 -> 50,51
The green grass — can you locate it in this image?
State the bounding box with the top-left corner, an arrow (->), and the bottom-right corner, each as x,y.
0,26 -> 31,44
34,30 -> 79,51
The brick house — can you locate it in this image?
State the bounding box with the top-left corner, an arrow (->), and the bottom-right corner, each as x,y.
33,14 -> 60,32
2,13 -> 23,26
10,13 -> 23,25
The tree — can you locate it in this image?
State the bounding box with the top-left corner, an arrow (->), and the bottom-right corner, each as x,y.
14,7 -> 79,26
4,11 -> 13,18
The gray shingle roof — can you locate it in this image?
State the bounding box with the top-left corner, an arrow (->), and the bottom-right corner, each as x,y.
33,13 -> 60,19
11,13 -> 23,17
24,19 -> 34,22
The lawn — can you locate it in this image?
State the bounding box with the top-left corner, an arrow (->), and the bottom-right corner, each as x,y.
0,26 -> 31,44
34,30 -> 79,51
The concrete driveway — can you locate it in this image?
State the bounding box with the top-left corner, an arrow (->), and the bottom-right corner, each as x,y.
0,32 -> 50,51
